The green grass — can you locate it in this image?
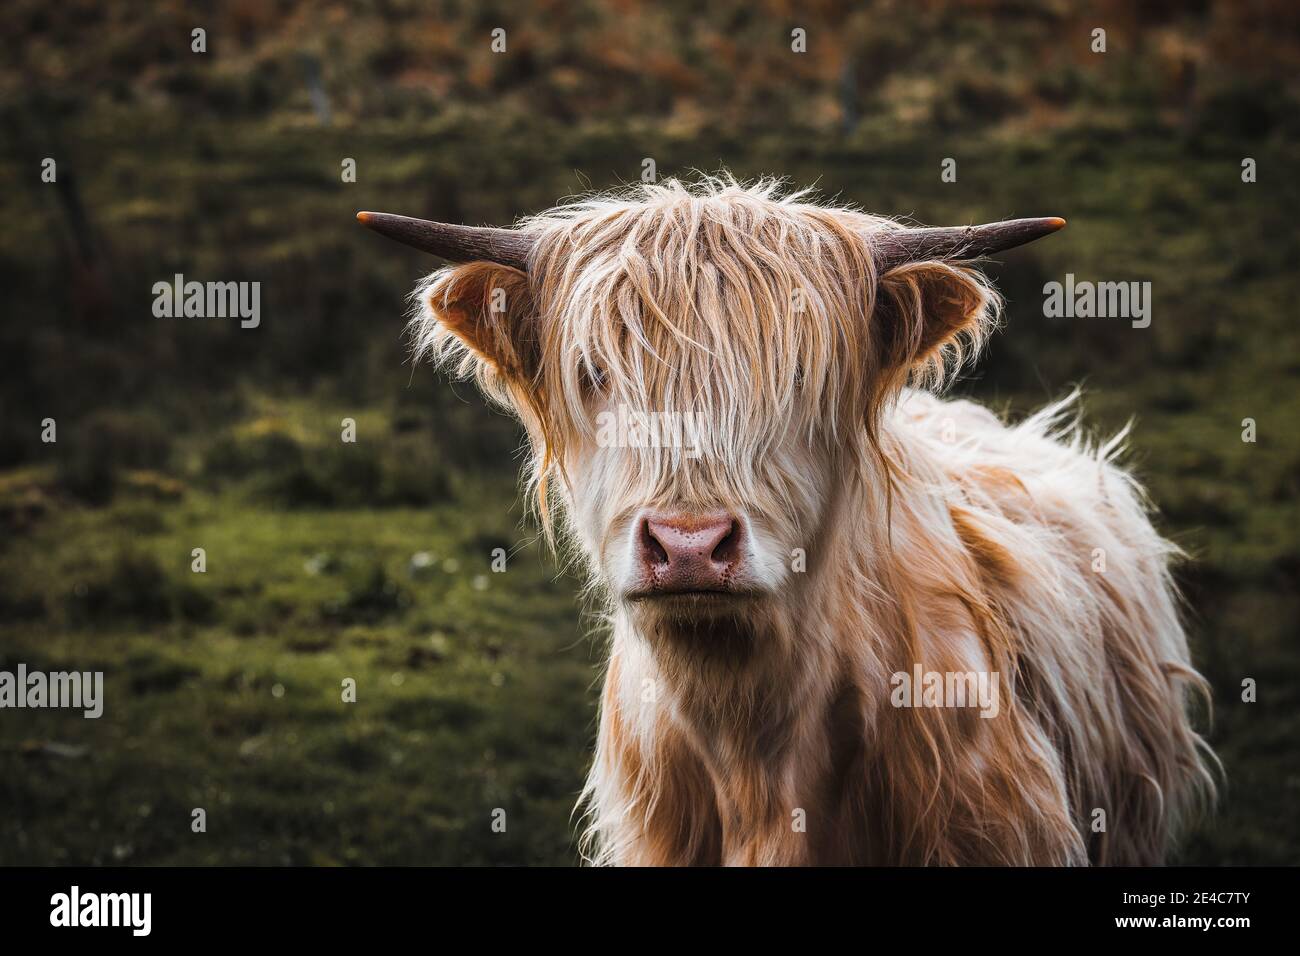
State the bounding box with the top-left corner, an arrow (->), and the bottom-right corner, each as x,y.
0,106 -> 1296,865
0,482 -> 598,865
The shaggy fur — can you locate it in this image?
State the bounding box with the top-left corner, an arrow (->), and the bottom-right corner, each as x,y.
408,176 -> 1215,866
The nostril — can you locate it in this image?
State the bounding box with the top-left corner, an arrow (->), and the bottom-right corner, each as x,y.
640,519 -> 670,565
711,520 -> 741,564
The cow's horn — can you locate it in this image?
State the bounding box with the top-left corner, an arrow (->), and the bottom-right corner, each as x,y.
356,212 -> 534,270
874,217 -> 1066,271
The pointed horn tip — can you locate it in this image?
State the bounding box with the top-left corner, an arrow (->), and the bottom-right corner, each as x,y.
356,211 -> 374,226
1044,216 -> 1067,231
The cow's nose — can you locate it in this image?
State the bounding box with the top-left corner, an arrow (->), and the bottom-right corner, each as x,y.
638,511 -> 744,592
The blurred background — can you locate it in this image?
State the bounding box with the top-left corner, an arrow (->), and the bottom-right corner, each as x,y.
0,0 -> 1296,865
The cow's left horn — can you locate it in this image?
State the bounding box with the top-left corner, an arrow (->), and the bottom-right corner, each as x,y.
874,217 -> 1066,271
356,211 -> 534,270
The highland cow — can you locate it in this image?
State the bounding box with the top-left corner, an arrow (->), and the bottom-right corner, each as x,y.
359,177 -> 1215,865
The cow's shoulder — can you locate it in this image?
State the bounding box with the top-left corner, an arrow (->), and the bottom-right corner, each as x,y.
891,388 -> 1009,443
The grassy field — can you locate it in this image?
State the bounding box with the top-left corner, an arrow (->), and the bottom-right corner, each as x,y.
1,468 -> 597,865
1,0 -> 1297,864
2,121 -> 1298,865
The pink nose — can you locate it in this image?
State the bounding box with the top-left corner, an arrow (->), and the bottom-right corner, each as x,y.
637,511 -> 744,593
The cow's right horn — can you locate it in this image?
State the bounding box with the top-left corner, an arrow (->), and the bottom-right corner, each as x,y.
356,212 -> 535,270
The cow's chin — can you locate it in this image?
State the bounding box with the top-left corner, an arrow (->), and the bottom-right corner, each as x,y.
622,590 -> 774,663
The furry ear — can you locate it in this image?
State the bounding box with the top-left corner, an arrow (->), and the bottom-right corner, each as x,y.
875,261 -> 998,384
412,261 -> 538,388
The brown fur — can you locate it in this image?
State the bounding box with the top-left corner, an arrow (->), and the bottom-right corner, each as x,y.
407,177 -> 1216,865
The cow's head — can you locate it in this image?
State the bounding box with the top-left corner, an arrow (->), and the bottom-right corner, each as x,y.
361,179 -> 1062,661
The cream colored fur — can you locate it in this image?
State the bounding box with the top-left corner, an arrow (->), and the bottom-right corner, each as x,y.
408,176 -> 1215,865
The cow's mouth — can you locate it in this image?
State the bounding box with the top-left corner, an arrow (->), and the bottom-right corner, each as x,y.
624,588 -> 759,603
623,588 -> 765,632
630,598 -> 762,659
